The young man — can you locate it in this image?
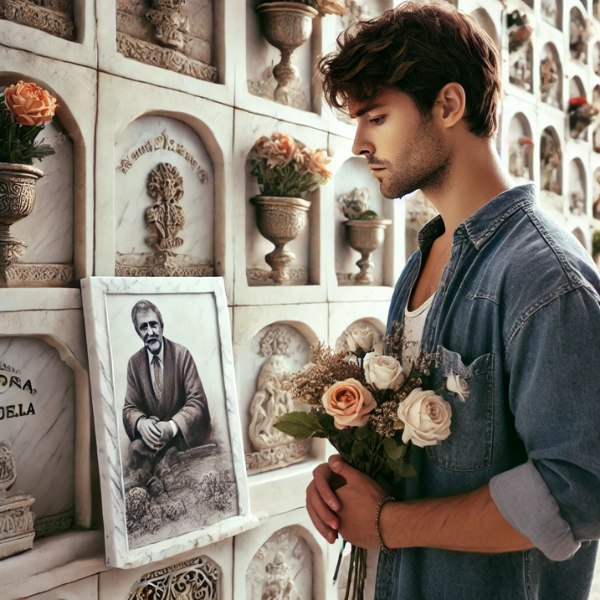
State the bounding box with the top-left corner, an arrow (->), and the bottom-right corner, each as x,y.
306,3 -> 600,599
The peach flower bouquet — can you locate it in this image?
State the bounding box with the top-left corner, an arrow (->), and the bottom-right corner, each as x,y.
249,131 -> 333,198
275,322 -> 467,600
0,81 -> 59,165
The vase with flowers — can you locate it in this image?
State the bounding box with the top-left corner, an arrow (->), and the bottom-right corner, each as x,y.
0,81 -> 59,287
249,131 -> 332,283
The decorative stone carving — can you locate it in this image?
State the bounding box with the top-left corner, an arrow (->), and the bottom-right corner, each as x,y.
116,0 -> 217,83
259,326 -> 292,358
5,263 -> 74,286
118,129 -> 209,181
0,441 -> 35,560
0,0 -> 74,40
246,527 -> 313,600
127,555 -> 220,600
245,440 -> 309,475
248,64 -> 311,112
33,508 -> 72,539
247,266 -> 308,286
343,219 -> 392,285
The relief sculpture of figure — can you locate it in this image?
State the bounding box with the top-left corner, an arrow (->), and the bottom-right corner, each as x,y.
146,0 -> 190,52
123,300 -> 211,486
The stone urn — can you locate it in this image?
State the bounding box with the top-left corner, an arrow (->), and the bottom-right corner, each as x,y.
256,2 -> 318,105
251,195 -> 311,284
344,218 -> 392,285
0,163 -> 44,288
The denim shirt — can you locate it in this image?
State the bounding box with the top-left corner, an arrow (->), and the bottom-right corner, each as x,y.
374,184 -> 600,600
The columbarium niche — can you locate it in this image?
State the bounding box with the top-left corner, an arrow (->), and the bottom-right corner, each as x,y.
540,43 -> 562,108
247,0 -> 315,111
114,115 -> 215,277
569,77 -> 593,140
542,0 -> 561,29
404,190 -> 438,260
508,10 -> 533,92
569,158 -> 587,216
593,86 -> 600,152
334,157 -> 392,287
238,323 -> 312,475
115,0 -> 217,83
0,337 -> 76,541
0,80 -> 76,287
246,526 -> 313,600
539,127 -> 564,220
0,0 -> 75,40
570,7 -> 591,64
508,113 -> 534,184
594,168 -> 600,219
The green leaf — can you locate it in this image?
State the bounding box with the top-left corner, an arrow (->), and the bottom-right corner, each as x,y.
401,463 -> 417,478
387,457 -> 404,474
355,425 -> 371,441
274,412 -> 324,440
351,440 -> 367,459
383,437 -> 403,461
318,414 -> 338,435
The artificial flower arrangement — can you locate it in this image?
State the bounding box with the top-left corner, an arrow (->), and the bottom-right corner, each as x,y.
248,131 -> 333,197
338,187 -> 380,221
568,96 -> 599,137
0,81 -> 59,165
275,324 -> 469,600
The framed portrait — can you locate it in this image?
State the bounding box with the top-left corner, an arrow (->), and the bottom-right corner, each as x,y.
82,277 -> 258,568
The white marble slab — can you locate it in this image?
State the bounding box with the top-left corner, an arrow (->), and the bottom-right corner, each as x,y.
27,575 -> 98,600
0,337 -> 75,532
81,277 -> 258,569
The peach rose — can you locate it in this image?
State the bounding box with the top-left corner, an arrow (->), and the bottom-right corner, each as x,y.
398,388 -> 452,448
4,81 -> 59,126
322,378 -> 376,430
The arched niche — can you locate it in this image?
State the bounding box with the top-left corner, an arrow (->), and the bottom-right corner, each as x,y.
569,77 -> 590,140
508,113 -> 534,184
0,337 -> 76,539
113,114 -> 215,278
236,321 -> 316,470
0,75 -> 82,286
539,127 -> 564,219
471,9 -> 500,50
540,43 -> 563,108
570,7 -> 590,64
334,157 -> 393,287
246,0 -> 314,111
336,0 -> 394,34
508,10 -> 533,93
245,135 -> 317,287
246,525 -> 316,600
542,0 -> 561,29
569,158 -> 587,216
593,167 -> 600,218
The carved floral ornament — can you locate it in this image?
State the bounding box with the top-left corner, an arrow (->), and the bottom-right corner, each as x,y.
0,0 -> 75,41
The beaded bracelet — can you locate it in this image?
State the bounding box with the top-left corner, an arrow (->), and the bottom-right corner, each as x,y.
375,495 -> 396,554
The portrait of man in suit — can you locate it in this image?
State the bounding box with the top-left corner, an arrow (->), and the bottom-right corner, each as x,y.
123,299 -> 212,482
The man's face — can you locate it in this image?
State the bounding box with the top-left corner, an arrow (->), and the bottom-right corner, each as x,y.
349,88 -> 452,199
135,309 -> 163,355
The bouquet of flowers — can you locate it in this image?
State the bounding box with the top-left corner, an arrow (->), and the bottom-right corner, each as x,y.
249,131 -> 333,198
338,187 -> 379,220
0,81 -> 59,164
275,323 -> 469,600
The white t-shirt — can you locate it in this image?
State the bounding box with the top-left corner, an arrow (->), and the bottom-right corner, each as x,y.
401,293 -> 435,370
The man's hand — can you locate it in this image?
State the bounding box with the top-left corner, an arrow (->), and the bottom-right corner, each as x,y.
154,421 -> 175,445
306,454 -> 386,548
138,417 -> 162,450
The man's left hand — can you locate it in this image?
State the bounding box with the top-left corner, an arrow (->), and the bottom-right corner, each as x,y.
154,421 -> 175,445
327,454 -> 387,550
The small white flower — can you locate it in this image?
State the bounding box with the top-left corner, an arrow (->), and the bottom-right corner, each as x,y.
346,327 -> 375,354
445,374 -> 470,402
364,355 -> 405,390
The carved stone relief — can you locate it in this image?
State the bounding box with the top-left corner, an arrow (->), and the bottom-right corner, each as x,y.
127,555 -> 220,600
0,0 -> 74,40
0,441 -> 35,560
246,527 -> 313,600
116,0 -> 217,83
115,118 -> 215,277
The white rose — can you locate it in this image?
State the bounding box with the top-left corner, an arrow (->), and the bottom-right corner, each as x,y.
398,388 -> 452,448
364,355 -> 405,390
445,374 -> 470,402
346,327 -> 375,354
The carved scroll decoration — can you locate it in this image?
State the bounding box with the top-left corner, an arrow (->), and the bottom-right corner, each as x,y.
0,0 -> 74,40
258,326 -> 292,358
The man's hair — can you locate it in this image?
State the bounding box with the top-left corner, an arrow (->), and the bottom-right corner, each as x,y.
131,300 -> 164,330
318,1 -> 501,138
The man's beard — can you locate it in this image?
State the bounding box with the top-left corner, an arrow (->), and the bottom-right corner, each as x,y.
145,336 -> 162,354
371,113 -> 452,200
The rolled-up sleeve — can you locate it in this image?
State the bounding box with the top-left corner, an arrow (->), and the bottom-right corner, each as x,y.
490,285 -> 600,561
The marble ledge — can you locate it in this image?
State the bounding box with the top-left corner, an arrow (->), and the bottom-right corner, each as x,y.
0,288 -> 83,312
0,530 -> 106,600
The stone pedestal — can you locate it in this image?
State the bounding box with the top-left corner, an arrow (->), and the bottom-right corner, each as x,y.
0,492 -> 35,560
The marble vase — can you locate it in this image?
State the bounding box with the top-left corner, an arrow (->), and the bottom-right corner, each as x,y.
256,2 -> 317,106
344,218 -> 392,285
250,195 -> 311,284
0,163 -> 43,288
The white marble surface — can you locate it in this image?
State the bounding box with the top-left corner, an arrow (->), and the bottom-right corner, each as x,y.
0,337 -> 75,529
114,115 -> 215,265
82,277 -> 258,568
28,575 -> 98,600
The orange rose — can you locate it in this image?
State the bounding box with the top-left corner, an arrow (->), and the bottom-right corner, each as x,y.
3,81 -> 59,126
322,378 -> 376,430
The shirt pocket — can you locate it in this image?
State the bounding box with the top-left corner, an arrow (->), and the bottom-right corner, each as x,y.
425,345 -> 495,472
